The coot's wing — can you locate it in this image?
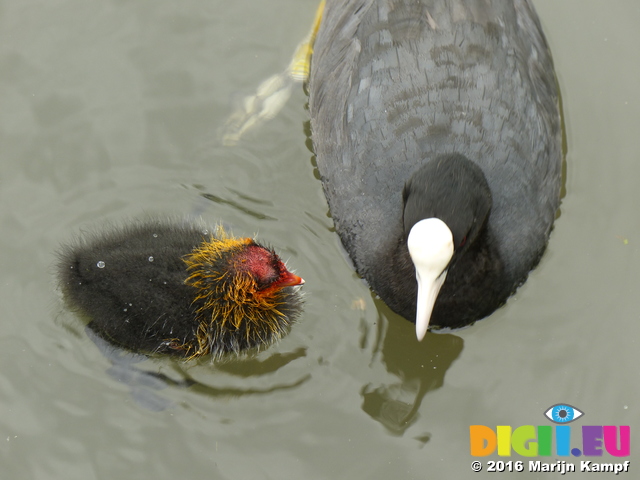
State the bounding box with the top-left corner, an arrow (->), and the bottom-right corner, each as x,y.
309,0 -> 561,286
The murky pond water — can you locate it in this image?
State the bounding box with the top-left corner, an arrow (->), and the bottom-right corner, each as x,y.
1,1 -> 639,479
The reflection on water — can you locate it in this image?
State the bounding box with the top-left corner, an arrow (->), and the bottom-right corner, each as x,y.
361,299 -> 463,435
87,327 -> 310,412
86,328 -> 186,412
215,348 -> 307,377
200,191 -> 277,221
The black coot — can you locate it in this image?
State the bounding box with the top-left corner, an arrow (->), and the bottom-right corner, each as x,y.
58,220 -> 304,358
308,0 -> 562,338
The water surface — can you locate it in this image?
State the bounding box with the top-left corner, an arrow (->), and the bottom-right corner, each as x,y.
1,1 -> 639,479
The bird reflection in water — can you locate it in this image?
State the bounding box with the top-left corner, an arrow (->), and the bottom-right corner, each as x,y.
360,299 -> 463,437
87,327 -> 310,412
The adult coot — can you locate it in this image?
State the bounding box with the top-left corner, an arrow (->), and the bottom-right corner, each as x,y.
58,220 -> 304,358
308,0 -> 562,339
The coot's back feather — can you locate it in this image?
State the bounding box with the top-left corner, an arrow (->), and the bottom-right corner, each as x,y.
309,0 -> 562,328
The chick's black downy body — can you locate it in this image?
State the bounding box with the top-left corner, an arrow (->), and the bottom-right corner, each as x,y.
58,220 -> 303,358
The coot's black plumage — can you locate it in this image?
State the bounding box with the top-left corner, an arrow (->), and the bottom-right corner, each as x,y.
309,0 -> 562,337
58,220 -> 304,358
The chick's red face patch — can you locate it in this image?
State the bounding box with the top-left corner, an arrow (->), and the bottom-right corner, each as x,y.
233,245 -> 281,289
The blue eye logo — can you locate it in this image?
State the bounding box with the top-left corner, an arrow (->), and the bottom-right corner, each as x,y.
544,404 -> 584,424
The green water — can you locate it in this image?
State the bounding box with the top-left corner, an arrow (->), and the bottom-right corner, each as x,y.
1,1 -> 638,479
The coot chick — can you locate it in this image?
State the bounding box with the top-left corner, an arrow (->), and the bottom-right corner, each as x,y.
58,220 -> 304,358
308,0 -> 562,339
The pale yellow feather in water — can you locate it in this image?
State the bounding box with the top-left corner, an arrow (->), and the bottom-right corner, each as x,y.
221,1 -> 325,145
